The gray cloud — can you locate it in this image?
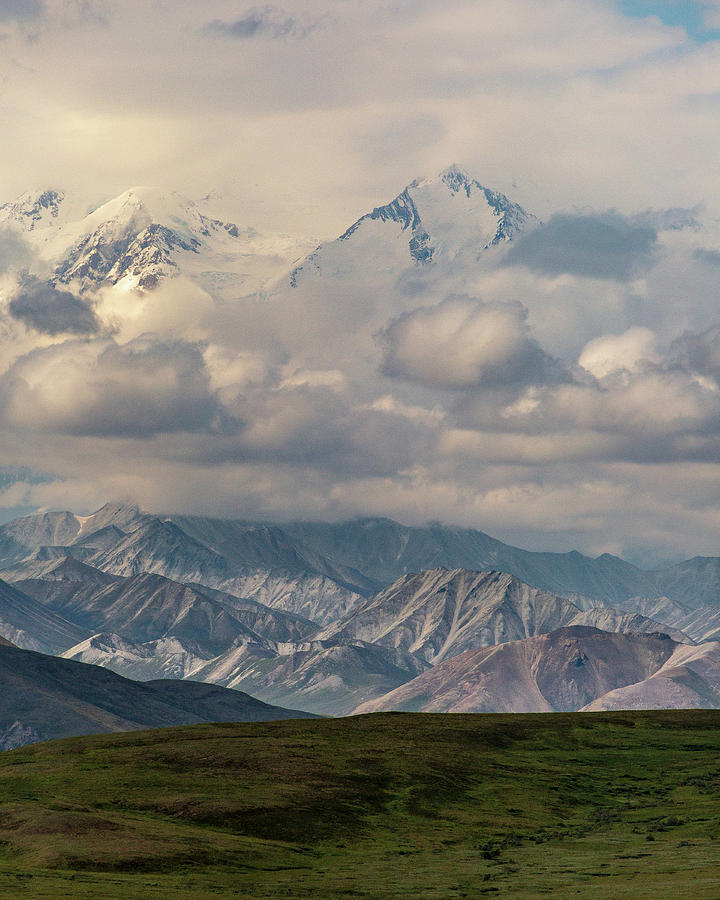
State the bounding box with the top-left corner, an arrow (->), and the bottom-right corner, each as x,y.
225,385 -> 434,476
633,206 -> 701,232
692,247 -> 720,267
0,228 -> 31,273
380,296 -> 564,390
9,279 -> 99,335
203,6 -> 309,41
2,336 -> 220,438
0,0 -> 44,21
667,324 -> 720,380
503,211 -> 658,281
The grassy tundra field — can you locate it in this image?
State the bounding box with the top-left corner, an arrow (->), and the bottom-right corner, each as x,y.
0,710 -> 718,897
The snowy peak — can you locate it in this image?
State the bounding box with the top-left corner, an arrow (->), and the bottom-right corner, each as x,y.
0,189 -> 65,232
51,187 -> 247,291
346,165 -> 534,255
81,187 -> 243,248
439,163 -> 475,193
291,165 -> 537,285
0,186 -> 314,298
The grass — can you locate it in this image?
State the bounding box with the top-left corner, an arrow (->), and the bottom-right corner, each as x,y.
0,710 -> 717,896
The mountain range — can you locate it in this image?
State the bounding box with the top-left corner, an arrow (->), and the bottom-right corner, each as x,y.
2,505 -> 718,616
0,166 -> 718,731
0,502 -> 714,719
0,186 -> 313,299
4,165 -> 532,311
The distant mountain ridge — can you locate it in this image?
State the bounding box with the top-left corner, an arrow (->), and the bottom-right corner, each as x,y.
0,185 -> 313,300
1,504 -> 718,627
355,627 -> 720,714
2,505 -> 718,612
0,502 -> 717,717
278,518 -> 719,611
317,567 -> 690,663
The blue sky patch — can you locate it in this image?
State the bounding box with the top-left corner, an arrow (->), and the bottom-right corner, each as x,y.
619,0 -> 720,42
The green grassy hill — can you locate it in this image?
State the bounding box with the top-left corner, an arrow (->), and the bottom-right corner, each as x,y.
0,711 -> 719,897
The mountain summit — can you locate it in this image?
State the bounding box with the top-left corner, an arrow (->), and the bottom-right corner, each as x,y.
340,165 -> 534,258
290,165 -> 537,287
0,189 -> 65,232
0,186 -> 312,299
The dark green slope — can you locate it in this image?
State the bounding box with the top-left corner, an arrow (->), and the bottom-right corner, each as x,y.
0,711 -> 719,897
0,642 -> 315,748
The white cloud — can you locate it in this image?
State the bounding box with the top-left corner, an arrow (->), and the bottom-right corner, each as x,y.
578,327 -> 659,379
0,0 -> 709,236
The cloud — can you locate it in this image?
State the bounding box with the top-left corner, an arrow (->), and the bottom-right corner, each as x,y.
502,211 -> 658,281
8,278 -> 99,335
692,247 -> 720,267
380,296 -> 563,390
1,0 -> 720,560
667,324 -> 720,380
578,327 -> 659,380
1,336 -> 220,437
203,6 -> 312,40
634,206 -> 701,232
0,0 -> 44,21
0,228 -> 31,272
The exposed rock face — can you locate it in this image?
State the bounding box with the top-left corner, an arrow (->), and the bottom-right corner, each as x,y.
582,641 -> 720,710
0,189 -> 65,231
3,506 -> 720,625
0,722 -> 42,751
354,627 -> 684,714
280,519 -> 720,611
0,578 -> 86,654
0,505 -> 366,628
318,568 -> 690,664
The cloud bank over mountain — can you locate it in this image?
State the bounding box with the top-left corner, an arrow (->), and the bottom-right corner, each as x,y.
0,168 -> 716,568
0,2 -> 718,564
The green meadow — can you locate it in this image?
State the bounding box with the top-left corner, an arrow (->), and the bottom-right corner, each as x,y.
0,710 -> 718,897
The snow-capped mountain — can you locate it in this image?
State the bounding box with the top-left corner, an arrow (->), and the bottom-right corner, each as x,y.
1,186 -> 313,299
288,165 -> 537,287
0,166 -> 535,305
0,189 -> 66,232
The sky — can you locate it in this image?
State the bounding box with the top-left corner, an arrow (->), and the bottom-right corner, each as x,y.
0,0 -> 719,566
